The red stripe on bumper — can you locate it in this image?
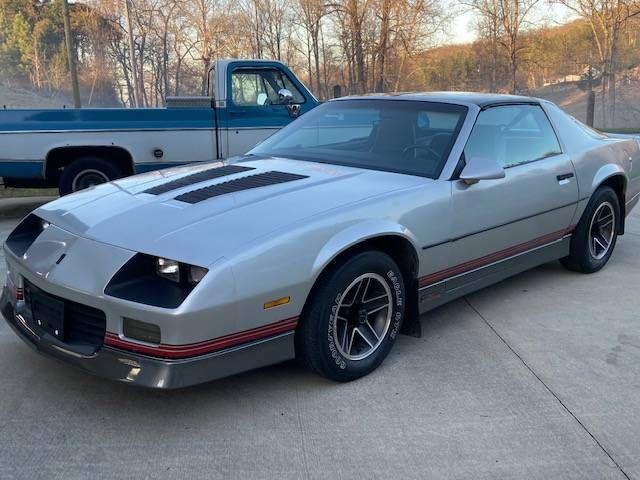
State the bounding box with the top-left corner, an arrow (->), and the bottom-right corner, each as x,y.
104,317 -> 298,359
418,227 -> 573,288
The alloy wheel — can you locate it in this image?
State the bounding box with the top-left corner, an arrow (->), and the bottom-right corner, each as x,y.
588,201 -> 615,260
331,273 -> 393,361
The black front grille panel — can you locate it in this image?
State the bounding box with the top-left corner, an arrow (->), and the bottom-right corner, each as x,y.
66,302 -> 107,347
174,171 -> 309,204
24,280 -> 106,350
143,164 -> 255,195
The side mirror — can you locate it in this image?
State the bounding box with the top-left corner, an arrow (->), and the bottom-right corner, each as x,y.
286,104 -> 301,118
278,88 -> 294,104
278,88 -> 300,118
459,156 -> 506,185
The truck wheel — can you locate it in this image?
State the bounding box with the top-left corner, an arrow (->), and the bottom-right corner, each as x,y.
296,251 -> 405,382
59,157 -> 123,195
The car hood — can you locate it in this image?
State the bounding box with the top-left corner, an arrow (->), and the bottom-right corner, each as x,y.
35,157 -> 426,266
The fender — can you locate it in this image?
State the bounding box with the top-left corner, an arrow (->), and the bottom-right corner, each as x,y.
591,163 -> 626,195
310,220 -> 423,338
46,143 -> 135,163
590,164 -> 627,233
311,219 -> 420,278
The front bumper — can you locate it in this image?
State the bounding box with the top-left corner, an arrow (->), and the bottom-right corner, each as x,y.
1,286 -> 295,389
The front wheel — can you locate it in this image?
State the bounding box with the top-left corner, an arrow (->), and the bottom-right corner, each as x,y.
561,186 -> 620,273
58,157 -> 124,195
296,251 -> 405,382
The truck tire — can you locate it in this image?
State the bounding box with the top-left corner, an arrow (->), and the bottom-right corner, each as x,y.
58,157 -> 124,195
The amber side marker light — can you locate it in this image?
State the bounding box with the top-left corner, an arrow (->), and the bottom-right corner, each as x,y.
263,296 -> 291,310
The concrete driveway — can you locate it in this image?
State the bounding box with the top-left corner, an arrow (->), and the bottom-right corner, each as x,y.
1,209 -> 639,480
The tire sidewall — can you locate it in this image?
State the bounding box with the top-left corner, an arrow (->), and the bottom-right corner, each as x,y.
310,251 -> 405,380
59,157 -> 123,195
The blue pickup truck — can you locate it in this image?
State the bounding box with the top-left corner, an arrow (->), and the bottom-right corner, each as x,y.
0,59 -> 319,194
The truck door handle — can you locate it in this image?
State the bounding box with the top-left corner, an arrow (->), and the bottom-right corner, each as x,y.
557,173 -> 574,183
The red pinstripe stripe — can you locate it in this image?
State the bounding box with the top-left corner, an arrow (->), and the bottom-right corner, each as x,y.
104,316 -> 298,359
418,227 -> 573,288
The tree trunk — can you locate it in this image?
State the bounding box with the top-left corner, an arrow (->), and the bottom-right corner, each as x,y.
510,48 -> 517,94
62,0 -> 81,108
313,24 -> 321,99
124,0 -> 140,107
349,0 -> 366,93
375,0 -> 390,92
321,23 -> 329,99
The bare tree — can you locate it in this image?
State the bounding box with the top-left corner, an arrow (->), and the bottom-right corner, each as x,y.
465,0 -> 539,92
298,0 -> 326,94
553,0 -> 640,125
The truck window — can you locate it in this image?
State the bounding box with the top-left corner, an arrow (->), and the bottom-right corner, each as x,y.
231,68 -> 304,106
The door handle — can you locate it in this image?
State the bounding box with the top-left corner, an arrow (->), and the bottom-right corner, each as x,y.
557,173 -> 574,184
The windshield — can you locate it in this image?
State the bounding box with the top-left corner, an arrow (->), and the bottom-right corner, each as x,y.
249,99 -> 468,178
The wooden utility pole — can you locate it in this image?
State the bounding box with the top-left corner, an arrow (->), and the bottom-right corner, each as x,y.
62,0 -> 81,108
586,65 -> 595,127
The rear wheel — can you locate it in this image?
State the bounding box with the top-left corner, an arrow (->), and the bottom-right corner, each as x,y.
561,186 -> 620,273
58,157 -> 124,195
296,251 -> 405,382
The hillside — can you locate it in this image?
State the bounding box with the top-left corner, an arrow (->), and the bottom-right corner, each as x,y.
532,80 -> 640,130
0,76 -> 638,130
0,84 -> 121,109
0,84 -> 75,109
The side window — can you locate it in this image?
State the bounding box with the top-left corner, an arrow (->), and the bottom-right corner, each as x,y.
464,105 -> 562,168
231,68 -> 304,107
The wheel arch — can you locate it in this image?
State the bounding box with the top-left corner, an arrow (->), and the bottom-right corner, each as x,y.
592,167 -> 627,234
305,224 -> 422,338
45,145 -> 134,185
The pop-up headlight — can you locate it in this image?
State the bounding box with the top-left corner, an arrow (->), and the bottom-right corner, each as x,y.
156,258 -> 180,282
105,254 -> 208,308
5,214 -> 49,257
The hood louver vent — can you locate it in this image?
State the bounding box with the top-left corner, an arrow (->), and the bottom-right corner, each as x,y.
143,164 -> 255,195
174,171 -> 309,204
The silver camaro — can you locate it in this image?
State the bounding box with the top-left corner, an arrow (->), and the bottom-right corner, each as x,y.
2,93 -> 639,389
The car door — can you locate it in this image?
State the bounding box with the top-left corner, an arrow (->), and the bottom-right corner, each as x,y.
446,103 -> 578,293
225,67 -> 306,155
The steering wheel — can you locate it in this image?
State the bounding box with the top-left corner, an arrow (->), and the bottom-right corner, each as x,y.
401,144 -> 441,161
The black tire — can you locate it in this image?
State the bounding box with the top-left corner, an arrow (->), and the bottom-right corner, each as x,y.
58,157 -> 124,195
296,251 -> 405,382
561,186 -> 620,273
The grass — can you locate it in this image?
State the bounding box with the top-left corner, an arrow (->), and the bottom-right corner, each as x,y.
0,187 -> 57,198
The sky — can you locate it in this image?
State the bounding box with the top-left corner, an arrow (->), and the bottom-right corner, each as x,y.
448,3 -> 576,45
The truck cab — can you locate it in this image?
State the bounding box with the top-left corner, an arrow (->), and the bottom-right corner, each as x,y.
0,59 -> 318,195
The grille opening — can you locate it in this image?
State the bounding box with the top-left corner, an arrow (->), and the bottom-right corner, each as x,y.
24,280 -> 106,353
